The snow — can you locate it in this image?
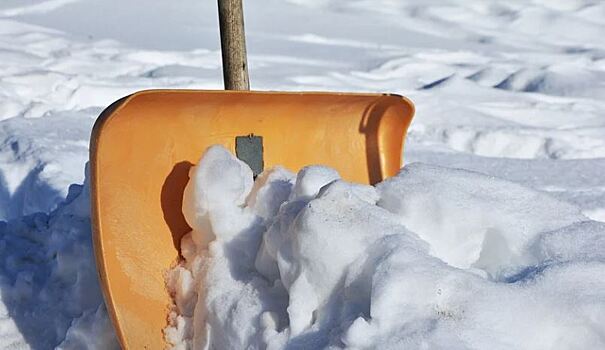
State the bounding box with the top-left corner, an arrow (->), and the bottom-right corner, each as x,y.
0,0 -> 602,348
0,168 -> 118,349
165,146 -> 605,349
377,163 -> 585,274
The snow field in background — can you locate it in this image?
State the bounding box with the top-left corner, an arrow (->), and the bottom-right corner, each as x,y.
0,0 -> 603,221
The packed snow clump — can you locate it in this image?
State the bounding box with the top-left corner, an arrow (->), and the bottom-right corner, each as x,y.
165,145 -> 605,350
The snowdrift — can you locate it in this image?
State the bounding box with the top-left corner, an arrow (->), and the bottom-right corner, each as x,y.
165,146 -> 605,349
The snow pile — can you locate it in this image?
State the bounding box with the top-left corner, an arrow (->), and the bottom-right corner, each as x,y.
165,146 -> 605,349
0,166 -> 119,349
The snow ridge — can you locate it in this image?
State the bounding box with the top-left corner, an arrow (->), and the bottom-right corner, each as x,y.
165,147 -> 605,350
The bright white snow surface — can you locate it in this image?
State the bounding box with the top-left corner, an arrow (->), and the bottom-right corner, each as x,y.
165,145 -> 605,349
0,0 -> 604,348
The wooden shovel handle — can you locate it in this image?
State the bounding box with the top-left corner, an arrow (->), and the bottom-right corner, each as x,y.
218,0 -> 250,90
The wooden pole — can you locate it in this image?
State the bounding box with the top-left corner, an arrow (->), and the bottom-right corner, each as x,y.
218,0 -> 250,90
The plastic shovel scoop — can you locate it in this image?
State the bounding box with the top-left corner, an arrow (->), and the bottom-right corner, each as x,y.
91,0 -> 414,348
90,89 -> 414,348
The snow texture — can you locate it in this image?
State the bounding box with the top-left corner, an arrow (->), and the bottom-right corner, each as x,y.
165,146 -> 605,350
0,167 -> 118,349
0,0 -> 603,348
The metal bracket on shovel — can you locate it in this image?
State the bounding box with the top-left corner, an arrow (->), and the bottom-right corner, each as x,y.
236,134 -> 264,177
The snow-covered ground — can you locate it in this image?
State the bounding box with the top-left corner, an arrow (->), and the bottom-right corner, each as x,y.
0,0 -> 603,348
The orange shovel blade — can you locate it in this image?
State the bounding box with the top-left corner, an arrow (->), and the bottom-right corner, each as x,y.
90,90 -> 414,348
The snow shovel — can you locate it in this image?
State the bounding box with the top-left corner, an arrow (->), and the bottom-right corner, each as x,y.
90,0 -> 414,348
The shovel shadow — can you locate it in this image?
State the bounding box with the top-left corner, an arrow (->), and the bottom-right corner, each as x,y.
359,99 -> 387,185
161,161 -> 194,256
